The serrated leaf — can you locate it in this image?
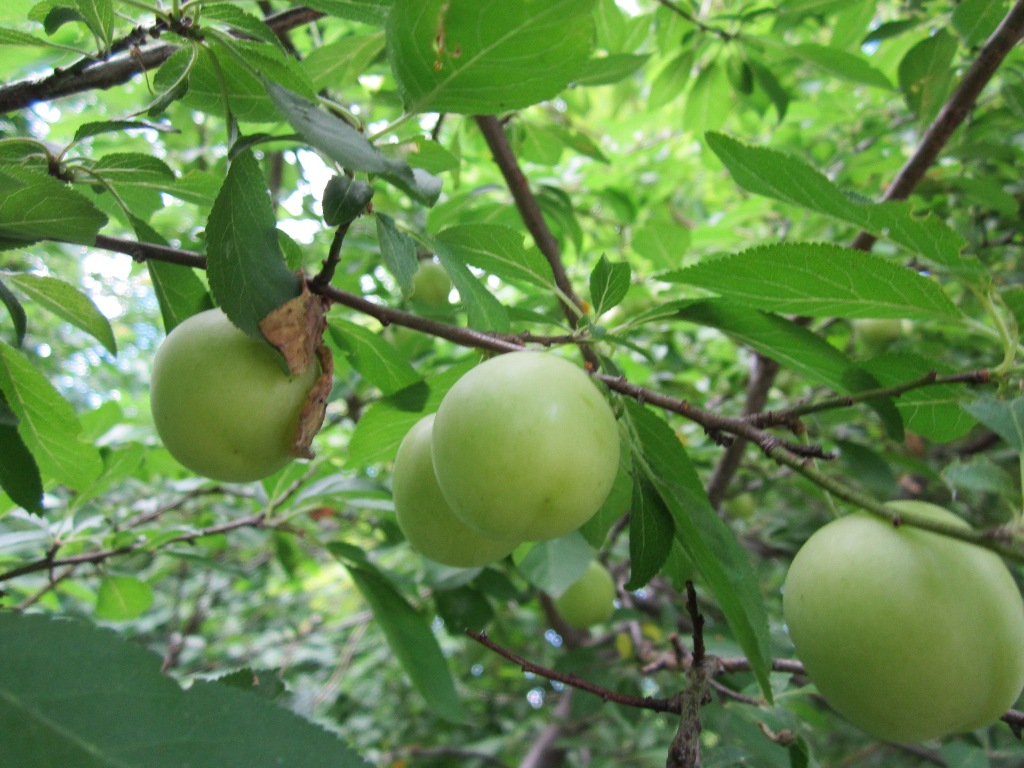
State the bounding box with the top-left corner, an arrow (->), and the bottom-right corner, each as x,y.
206,149 -> 301,338
434,224 -> 556,290
0,612 -> 371,766
706,133 -> 975,276
199,4 -> 284,49
376,213 -> 418,296
0,277 -> 26,347
0,393 -> 43,514
265,81 -> 441,206
301,0 -> 390,25
861,353 -> 977,443
327,318 -> 421,395
589,255 -> 631,317
434,242 -> 510,332
791,43 -> 893,89
0,26 -> 87,53
329,545 -> 468,723
72,0 -> 114,52
0,340 -> 102,491
302,32 -> 386,91
9,274 -> 117,355
92,153 -> 176,189
964,396 -> 1024,452
516,532 -> 593,596
0,165 -> 107,247
626,474 -> 674,590
898,29 -> 957,125
387,0 -> 596,114
72,120 -> 175,144
623,400 -> 773,701
346,360 -> 475,467
95,574 -> 154,620
664,243 -> 959,320
323,175 -> 374,226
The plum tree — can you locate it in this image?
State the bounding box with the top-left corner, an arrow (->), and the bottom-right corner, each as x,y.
553,560 -> 616,629
150,309 -> 320,483
392,414 -> 520,568
782,501 -> 1024,743
431,352 -> 620,541
411,260 -> 452,306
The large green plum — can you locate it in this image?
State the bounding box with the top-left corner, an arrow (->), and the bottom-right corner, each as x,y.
392,415 -> 519,568
783,501 -> 1024,743
553,560 -> 616,629
431,352 -> 620,541
150,308 -> 319,483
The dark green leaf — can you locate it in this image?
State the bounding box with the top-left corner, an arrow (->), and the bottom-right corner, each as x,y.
323,175 -> 374,226
898,30 -> 957,125
387,0 -> 596,114
206,149 -> 301,338
0,278 -> 26,347
376,213 -> 418,297
72,120 -> 175,143
624,400 -> 773,701
664,243 -> 959,320
301,0 -> 390,25
0,393 -> 43,514
0,340 -> 102,491
625,474 -> 674,590
329,546 -> 468,723
0,612 -> 371,766
952,0 -> 1007,46
200,4 -> 284,49
589,255 -> 631,317
327,318 -> 421,395
964,396 -> 1024,451
0,165 -> 107,247
8,274 -> 117,355
706,132 -> 975,276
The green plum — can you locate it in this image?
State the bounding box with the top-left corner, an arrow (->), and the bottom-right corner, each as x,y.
554,560 -> 616,629
783,501 -> 1024,743
150,308 -> 319,483
392,415 -> 519,568
431,352 -> 620,541
411,259 -> 452,306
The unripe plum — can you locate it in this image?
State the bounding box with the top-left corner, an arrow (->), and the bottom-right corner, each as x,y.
553,560 -> 616,629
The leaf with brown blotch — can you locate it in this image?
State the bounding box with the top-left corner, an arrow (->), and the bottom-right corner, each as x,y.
259,285 -> 328,375
291,343 -> 333,460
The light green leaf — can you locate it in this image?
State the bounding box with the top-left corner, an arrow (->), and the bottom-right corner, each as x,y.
0,27 -> 88,53
0,612 -> 371,766
206,149 -> 301,338
791,43 -> 893,89
632,221 -> 690,270
434,242 -> 510,332
898,30 -> 957,125
329,544 -> 468,723
952,0 -> 1008,46
589,255 -> 631,317
706,133 -> 975,276
302,32 -> 386,91
199,4 -> 284,49
95,575 -> 154,620
684,62 -> 732,135
964,396 -> 1024,452
664,243 -> 959,320
576,53 -> 650,86
0,165 -> 107,247
72,0 -> 114,52
516,532 -> 594,597
91,153 -> 176,189
0,341 -> 102,491
9,274 -> 117,355
623,400 -> 773,701
327,318 -> 421,396
435,224 -> 555,290
387,0 -> 596,114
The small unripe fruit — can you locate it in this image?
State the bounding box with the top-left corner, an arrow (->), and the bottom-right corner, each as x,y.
150,309 -> 319,482
392,415 -> 519,568
553,560 -> 616,629
411,260 -> 452,306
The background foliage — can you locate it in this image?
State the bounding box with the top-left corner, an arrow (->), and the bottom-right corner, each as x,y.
2,0 -> 1024,766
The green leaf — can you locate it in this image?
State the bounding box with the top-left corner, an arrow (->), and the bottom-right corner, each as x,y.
684,62 -> 733,136
632,221 -> 690,270
71,0 -> 114,52
302,31 -> 386,91
95,574 -> 154,620
964,396 -> 1024,452
435,224 -> 556,290
952,0 -> 1007,46
346,360 -> 475,467
589,255 -> 631,317
0,26 -> 87,53
0,277 -> 26,347
0,393 -> 43,514
861,353 -> 977,443
705,133 -> 974,276
516,532 -> 594,596
199,4 -> 284,49
0,340 -> 102,491
0,165 -> 107,247
790,43 -> 893,89
8,274 -> 117,355
72,120 -> 174,144
206,149 -> 301,338
623,400 -> 773,701
301,0 -> 390,26
626,474 -> 674,591
664,243 -> 959,320
329,545 -> 468,723
434,242 -> 510,332
0,612 -> 371,766
323,175 -> 374,227
576,53 -> 650,86
265,81 -> 441,206
91,153 -> 176,189
327,318 -> 421,395
387,0 -> 596,114
898,30 -> 957,125
376,213 -> 418,297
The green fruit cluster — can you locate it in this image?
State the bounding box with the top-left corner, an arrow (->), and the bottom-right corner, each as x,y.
783,501 -> 1024,743
150,309 -> 319,483
392,352 -> 620,568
